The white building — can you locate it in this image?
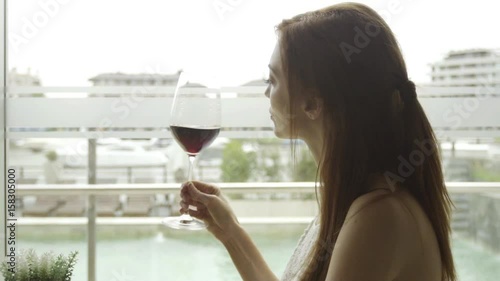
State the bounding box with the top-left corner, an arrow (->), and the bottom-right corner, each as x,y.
88,71 -> 181,97
7,68 -> 42,97
8,67 -> 41,86
89,71 -> 180,86
430,49 -> 500,87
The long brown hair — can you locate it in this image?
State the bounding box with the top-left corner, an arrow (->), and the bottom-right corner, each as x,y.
276,3 -> 456,281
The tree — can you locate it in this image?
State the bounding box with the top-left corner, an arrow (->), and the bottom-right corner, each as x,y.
292,149 -> 317,182
263,150 -> 281,182
220,140 -> 252,182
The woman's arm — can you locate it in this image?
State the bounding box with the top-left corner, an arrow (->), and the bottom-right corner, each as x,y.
181,181 -> 279,281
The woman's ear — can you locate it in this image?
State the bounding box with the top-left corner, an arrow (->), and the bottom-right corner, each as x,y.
302,94 -> 323,120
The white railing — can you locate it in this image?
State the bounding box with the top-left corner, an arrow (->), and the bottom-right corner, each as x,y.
14,181 -> 500,281
16,181 -> 500,196
6,85 -> 500,139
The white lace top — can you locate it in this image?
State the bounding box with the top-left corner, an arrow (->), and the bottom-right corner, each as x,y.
280,215 -> 320,281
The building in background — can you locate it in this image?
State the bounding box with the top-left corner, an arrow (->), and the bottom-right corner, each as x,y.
237,78 -> 268,98
7,68 -> 42,97
430,49 -> 500,87
241,78 -> 268,87
89,71 -> 180,86
428,49 -> 500,182
8,67 -> 41,86
88,71 -> 181,97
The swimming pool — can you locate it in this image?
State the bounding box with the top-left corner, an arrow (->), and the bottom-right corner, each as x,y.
16,227 -> 500,281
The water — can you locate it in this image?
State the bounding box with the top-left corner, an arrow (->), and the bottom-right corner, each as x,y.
452,234 -> 500,281
13,229 -> 500,281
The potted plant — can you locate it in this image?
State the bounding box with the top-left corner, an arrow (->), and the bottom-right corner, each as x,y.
1,249 -> 78,281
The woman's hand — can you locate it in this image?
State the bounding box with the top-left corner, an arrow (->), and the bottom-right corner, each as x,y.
181,181 -> 279,281
180,181 -> 240,243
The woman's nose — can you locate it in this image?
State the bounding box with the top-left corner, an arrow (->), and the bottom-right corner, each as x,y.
264,85 -> 270,98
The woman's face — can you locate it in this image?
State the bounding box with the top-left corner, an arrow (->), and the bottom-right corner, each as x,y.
265,43 -> 293,138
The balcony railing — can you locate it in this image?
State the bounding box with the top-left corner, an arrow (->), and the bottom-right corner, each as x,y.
13,182 -> 500,281
6,85 -> 500,140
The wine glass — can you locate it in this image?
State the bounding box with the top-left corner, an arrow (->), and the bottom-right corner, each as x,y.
161,70 -> 221,230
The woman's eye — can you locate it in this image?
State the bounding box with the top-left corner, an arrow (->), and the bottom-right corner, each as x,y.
265,78 -> 272,84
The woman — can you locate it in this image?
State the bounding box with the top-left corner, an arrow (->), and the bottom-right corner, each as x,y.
180,2 -> 457,281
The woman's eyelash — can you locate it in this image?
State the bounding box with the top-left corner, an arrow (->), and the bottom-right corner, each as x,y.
264,78 -> 271,84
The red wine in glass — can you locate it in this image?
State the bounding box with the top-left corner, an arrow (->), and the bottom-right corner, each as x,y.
170,125 -> 220,156
161,70 -> 221,231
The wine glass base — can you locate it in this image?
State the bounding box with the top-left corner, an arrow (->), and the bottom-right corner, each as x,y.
161,215 -> 207,230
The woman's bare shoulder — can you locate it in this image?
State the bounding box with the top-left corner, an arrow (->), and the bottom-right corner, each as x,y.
345,188 -> 401,223
327,189 -> 408,280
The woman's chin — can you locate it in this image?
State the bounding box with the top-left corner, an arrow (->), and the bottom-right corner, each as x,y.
272,126 -> 289,139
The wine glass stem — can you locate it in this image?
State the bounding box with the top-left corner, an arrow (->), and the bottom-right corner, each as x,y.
182,155 -> 196,217
187,155 -> 195,181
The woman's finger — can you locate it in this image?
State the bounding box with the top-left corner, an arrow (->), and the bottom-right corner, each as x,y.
181,181 -> 220,197
180,201 -> 188,210
188,207 -> 208,221
190,180 -> 221,196
180,189 -> 191,201
180,192 -> 190,200
195,204 -> 206,211
186,182 -> 217,205
192,201 -> 206,210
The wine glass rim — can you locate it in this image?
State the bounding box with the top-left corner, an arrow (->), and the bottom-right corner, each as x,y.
169,124 -> 221,129
176,70 -> 220,89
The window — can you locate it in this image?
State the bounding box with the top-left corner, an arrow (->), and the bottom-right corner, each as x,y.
3,1 -> 500,280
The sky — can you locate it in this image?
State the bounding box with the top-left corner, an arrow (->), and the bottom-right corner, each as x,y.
7,0 -> 500,86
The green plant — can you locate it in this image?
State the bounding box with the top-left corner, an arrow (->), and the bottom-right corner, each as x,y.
292,148 -> 317,182
472,161 -> 500,182
45,150 -> 58,162
263,151 -> 281,182
255,138 -> 282,145
220,140 -> 252,182
1,249 -> 78,281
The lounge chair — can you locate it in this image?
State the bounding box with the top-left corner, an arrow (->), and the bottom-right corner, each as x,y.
122,195 -> 153,216
54,195 -> 86,217
22,195 -> 62,217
